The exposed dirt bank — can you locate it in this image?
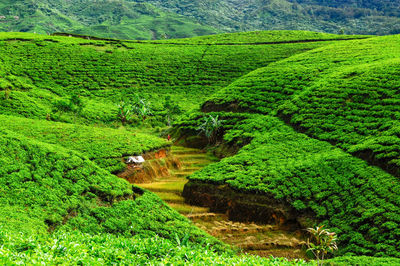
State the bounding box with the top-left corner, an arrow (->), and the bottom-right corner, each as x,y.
117,148 -> 181,184
183,181 -> 315,231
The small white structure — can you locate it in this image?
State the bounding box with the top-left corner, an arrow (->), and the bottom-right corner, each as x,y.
126,156 -> 145,164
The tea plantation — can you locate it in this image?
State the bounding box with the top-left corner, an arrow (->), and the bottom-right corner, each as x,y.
1,30 -> 400,264
180,33 -> 400,260
0,31 -> 364,125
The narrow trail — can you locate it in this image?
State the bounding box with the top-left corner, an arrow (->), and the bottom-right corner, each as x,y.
137,146 -> 307,259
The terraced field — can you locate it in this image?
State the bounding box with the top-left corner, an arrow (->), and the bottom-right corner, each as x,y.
137,146 -> 307,259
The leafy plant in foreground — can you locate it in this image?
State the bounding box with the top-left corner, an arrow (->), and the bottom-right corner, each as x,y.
306,225 -> 338,265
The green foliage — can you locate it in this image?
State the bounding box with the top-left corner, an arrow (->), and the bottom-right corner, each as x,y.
306,225 -> 338,265
0,31 -> 345,125
325,256 -> 400,266
197,115 -> 222,144
140,0 -> 400,35
117,101 -> 135,125
163,95 -> 182,126
204,35 -> 400,178
0,128 -> 227,262
52,94 -> 85,121
0,115 -> 168,173
278,58 -> 400,176
0,227 -> 308,265
188,115 -> 400,257
0,0 -> 219,40
132,95 -> 153,121
1,30 -> 399,263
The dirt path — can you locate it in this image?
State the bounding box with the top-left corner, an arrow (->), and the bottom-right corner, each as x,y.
137,146 -> 307,259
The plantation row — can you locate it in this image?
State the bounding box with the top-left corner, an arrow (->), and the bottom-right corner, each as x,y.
188,115 -> 400,257
0,32 -> 363,125
0,128 -> 231,257
0,115 -> 168,173
173,33 -> 400,258
278,58 -> 400,176
203,35 -> 400,177
146,30 -> 367,44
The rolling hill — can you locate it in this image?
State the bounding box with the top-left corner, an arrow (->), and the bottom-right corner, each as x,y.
137,0 -> 400,35
0,0 -> 219,40
177,34 -> 400,257
1,30 -> 400,264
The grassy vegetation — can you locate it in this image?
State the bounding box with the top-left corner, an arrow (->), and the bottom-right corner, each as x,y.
0,229 -> 309,265
202,35 -> 400,178
141,0 -> 400,35
278,58 -> 400,176
325,256 -> 400,266
0,128 -> 243,263
156,30 -> 368,44
176,33 -> 400,259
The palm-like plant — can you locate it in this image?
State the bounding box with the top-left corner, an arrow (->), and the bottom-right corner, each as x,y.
132,97 -> 152,121
117,96 -> 153,125
197,115 -> 222,144
306,225 -> 338,265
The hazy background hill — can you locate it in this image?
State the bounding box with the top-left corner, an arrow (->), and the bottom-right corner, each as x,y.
0,0 -> 219,40
143,0 -> 400,35
0,0 -> 399,39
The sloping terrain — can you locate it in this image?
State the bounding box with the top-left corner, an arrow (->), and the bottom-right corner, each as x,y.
177,34 -> 400,257
0,31 -> 361,125
1,30 -> 399,263
1,0 -> 399,39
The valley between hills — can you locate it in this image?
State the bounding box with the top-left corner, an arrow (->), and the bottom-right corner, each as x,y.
0,30 -> 400,265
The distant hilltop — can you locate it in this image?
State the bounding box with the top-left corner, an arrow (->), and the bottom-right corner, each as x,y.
0,0 -> 399,40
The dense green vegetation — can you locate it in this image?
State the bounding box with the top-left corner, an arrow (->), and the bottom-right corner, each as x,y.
1,0 -> 399,40
0,128 -> 247,263
325,256 -> 400,266
0,31 -> 357,126
175,33 -> 400,259
0,115 -> 168,173
203,35 -> 400,177
1,29 -> 399,263
187,115 -> 400,256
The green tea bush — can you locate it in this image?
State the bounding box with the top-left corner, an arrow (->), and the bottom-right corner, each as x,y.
0,115 -> 168,173
189,116 -> 400,257
278,59 -> 400,176
0,227 -> 308,265
0,129 -> 222,253
0,31 -> 353,125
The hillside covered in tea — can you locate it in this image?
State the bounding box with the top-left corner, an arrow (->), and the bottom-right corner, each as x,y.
178,34 -> 400,258
1,30 -> 400,264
